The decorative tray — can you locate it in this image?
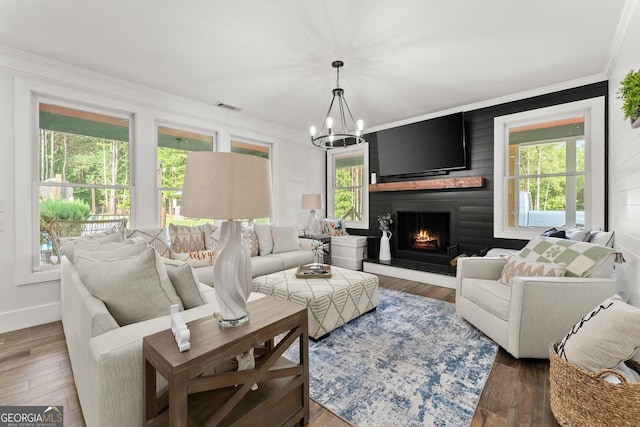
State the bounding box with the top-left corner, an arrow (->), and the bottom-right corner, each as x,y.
295,263 -> 332,279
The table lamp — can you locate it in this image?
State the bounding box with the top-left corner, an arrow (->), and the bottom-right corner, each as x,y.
302,193 -> 323,236
181,152 -> 272,327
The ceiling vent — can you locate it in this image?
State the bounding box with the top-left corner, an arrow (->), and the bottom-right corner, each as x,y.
216,102 -> 242,112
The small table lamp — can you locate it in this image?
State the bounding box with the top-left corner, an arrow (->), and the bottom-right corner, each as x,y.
181,152 -> 272,327
302,193 -> 323,236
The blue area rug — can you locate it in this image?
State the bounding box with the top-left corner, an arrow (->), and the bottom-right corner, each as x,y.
284,287 -> 498,427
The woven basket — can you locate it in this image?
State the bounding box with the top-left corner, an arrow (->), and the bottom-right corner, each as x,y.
549,343 -> 640,427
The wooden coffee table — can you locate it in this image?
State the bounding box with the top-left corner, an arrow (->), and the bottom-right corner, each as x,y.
144,296 -> 309,427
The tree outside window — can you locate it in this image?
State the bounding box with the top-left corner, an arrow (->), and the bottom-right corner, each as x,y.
38,103 -> 130,266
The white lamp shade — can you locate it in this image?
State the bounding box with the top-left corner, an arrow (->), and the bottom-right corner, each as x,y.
302,193 -> 323,210
181,152 -> 273,220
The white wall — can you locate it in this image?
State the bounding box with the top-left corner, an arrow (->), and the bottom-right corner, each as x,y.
608,2 -> 640,306
0,49 -> 325,333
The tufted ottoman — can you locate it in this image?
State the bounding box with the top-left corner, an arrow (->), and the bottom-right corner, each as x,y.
251,266 -> 379,339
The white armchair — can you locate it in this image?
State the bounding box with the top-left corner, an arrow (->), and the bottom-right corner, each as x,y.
455,255 -> 617,359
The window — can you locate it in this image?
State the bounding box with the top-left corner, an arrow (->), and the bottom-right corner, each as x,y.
231,138 -> 272,223
156,125 -> 215,227
38,102 -> 131,267
494,98 -> 605,239
327,144 -> 369,229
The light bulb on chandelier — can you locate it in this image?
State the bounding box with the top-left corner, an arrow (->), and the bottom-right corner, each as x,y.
309,60 -> 366,149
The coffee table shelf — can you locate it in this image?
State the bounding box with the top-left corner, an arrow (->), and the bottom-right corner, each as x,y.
144,296 -> 309,427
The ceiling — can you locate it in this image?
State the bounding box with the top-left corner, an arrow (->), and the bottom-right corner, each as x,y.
0,0 -> 629,134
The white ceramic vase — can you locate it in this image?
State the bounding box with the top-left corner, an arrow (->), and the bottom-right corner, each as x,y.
379,230 -> 392,261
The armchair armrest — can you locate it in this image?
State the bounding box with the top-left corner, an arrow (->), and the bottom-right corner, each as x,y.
508,276 -> 616,358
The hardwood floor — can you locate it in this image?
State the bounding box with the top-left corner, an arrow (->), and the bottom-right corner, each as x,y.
0,274 -> 559,426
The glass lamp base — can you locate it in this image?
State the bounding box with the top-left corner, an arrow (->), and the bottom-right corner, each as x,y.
218,314 -> 249,328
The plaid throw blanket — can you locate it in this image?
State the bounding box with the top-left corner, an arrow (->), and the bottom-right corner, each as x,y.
518,237 -> 624,278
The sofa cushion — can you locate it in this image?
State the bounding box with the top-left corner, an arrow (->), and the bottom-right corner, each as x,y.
254,223 -> 273,256
251,256 -> 285,278
557,294 -> 640,371
266,251 -> 315,270
461,278 -> 512,321
499,255 -> 566,285
271,226 -> 300,254
76,247 -> 183,326
124,228 -> 170,258
162,259 -> 206,309
204,223 -> 221,250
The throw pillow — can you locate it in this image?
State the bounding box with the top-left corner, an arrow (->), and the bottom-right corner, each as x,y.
242,226 -> 259,257
125,228 -> 170,258
169,224 -> 208,257
72,238 -> 148,265
565,228 -> 591,242
254,223 -> 273,256
517,237 -> 620,278
162,258 -> 206,309
171,249 -> 216,268
499,255 -> 567,285
204,223 -> 221,250
59,229 -> 125,261
322,218 -> 345,236
271,226 -> 300,254
540,227 -> 566,238
557,295 -> 640,372
589,230 -> 615,248
76,247 -> 183,326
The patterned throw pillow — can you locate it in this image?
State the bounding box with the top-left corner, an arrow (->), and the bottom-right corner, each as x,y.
242,226 -> 259,257
518,237 -> 620,278
171,249 -> 215,268
322,218 -> 345,236
557,295 -> 640,372
499,255 -> 567,285
125,228 -> 170,258
169,224 -> 208,255
204,223 -> 221,250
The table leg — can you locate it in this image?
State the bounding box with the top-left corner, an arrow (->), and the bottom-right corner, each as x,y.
169,371 -> 189,427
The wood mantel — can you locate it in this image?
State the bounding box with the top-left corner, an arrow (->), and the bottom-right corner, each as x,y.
369,176 -> 484,192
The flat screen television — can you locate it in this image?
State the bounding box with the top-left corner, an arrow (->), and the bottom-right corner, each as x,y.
376,112 -> 466,177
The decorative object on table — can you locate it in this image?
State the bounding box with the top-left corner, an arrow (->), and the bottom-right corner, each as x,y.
302,193 -> 323,235
236,348 -> 258,391
309,60 -> 366,149
310,238 -> 326,266
617,69 -> 640,129
296,263 -> 332,279
170,304 -> 190,352
181,152 -> 272,327
283,287 -> 497,427
377,213 -> 393,261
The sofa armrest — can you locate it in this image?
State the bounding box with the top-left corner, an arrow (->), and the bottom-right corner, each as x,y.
508,277 -> 616,358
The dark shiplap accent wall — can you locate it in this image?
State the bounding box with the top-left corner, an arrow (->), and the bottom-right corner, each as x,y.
349,81 -> 608,256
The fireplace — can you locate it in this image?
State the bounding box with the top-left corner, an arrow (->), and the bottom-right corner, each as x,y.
392,203 -> 458,267
398,211 -> 449,253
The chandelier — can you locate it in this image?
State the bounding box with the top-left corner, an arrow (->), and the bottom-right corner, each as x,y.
310,60 -> 366,149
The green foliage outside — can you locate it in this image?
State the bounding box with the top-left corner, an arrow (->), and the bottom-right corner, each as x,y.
617,70 -> 640,121
517,140 -> 585,211
334,166 -> 363,221
39,199 -> 91,245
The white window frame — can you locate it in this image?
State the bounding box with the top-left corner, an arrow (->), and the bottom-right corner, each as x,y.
493,97 -> 605,239
326,143 -> 370,230
14,77 -> 135,285
155,121 -> 217,226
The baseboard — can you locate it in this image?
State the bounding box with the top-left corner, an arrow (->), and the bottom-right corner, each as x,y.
363,261 -> 456,289
0,302 -> 61,334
